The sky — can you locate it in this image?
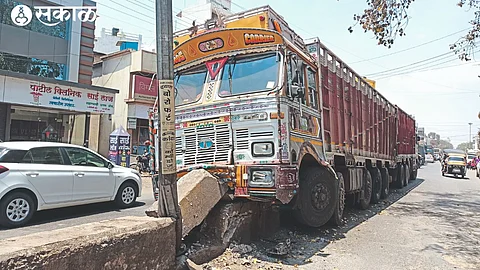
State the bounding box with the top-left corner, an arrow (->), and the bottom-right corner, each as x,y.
94,0 -> 480,147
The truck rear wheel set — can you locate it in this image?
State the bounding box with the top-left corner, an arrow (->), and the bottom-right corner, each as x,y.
294,162 -> 417,228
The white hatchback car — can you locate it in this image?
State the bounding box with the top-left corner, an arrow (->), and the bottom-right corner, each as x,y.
0,142 -> 142,228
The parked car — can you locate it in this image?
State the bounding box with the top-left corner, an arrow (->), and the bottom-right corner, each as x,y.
0,142 -> 142,228
425,153 -> 435,163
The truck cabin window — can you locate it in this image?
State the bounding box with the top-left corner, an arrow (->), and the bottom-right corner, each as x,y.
286,53 -> 306,105
218,53 -> 279,97
174,66 -> 207,105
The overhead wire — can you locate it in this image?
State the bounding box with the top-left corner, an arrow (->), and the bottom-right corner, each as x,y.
350,28 -> 472,64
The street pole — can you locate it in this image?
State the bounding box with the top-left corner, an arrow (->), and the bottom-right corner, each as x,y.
469,122 -> 473,149
155,0 -> 182,252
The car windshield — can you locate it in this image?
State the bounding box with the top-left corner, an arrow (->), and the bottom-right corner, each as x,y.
174,66 -> 207,105
449,156 -> 465,162
218,53 -> 279,97
468,155 -> 475,159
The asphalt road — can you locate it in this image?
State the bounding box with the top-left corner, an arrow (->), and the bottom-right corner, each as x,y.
205,162 -> 480,270
0,176 -> 155,240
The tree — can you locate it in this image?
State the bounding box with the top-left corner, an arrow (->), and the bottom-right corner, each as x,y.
349,0 -> 480,61
457,142 -> 470,151
437,140 -> 454,150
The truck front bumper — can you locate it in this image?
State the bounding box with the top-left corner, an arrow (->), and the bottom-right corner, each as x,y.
177,164 -> 299,204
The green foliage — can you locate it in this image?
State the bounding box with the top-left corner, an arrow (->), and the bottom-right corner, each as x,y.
349,0 -> 480,61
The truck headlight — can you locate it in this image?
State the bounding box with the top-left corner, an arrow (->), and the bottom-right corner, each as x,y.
252,142 -> 274,157
249,169 -> 274,187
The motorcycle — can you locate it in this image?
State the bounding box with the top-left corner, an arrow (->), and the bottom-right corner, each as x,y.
130,153 -> 151,174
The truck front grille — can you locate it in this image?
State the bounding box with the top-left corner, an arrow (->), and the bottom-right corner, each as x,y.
177,124 -> 231,166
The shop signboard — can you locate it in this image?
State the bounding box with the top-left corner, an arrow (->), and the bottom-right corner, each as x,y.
133,75 -> 157,102
1,76 -> 116,114
108,126 -> 131,167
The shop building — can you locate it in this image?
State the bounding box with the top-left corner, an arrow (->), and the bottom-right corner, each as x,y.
0,0 -> 118,149
93,49 -> 157,156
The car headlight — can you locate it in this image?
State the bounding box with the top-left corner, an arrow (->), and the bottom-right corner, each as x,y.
249,169 -> 274,187
252,142 -> 274,157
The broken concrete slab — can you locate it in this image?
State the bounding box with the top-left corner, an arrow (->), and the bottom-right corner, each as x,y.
0,216 -> 175,270
146,169 -> 229,237
187,201 -> 280,265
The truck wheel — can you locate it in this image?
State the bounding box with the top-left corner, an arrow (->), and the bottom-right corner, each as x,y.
294,167 -> 336,227
380,168 -> 389,199
329,171 -> 345,226
358,169 -> 372,210
404,164 -> 410,187
410,168 -> 418,180
395,166 -> 404,189
370,168 -> 382,204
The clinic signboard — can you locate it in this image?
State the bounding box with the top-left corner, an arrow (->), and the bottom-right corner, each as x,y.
0,76 -> 115,114
133,75 -> 157,102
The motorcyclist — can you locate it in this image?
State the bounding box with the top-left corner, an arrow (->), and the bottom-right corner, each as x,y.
140,140 -> 153,172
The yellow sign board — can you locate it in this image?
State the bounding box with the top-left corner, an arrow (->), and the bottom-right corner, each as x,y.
173,29 -> 284,69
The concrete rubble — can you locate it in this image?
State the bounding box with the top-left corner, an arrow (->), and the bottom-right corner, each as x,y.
146,169 -> 229,238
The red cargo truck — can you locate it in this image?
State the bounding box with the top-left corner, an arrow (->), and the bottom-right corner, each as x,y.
171,6 -> 418,228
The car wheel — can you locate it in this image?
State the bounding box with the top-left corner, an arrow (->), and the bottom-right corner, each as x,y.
115,182 -> 138,208
0,192 -> 36,228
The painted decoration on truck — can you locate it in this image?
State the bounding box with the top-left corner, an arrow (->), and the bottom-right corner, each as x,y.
288,107 -> 321,138
174,29 -> 284,69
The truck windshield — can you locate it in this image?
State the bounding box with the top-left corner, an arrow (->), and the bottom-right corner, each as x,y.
218,53 -> 279,97
174,66 -> 207,105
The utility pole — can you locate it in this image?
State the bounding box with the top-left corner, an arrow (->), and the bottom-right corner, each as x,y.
155,0 -> 182,252
469,122 -> 473,149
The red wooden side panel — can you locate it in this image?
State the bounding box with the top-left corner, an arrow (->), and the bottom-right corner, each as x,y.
396,108 -> 415,155
313,41 -> 415,160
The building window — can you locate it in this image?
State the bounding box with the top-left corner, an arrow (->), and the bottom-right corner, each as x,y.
0,52 -> 66,80
0,0 -> 69,40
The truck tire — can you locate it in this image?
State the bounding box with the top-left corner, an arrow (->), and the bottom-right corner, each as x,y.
294,167 -> 337,227
370,168 -> 382,204
329,171 -> 345,226
410,168 -> 418,180
395,166 -> 404,189
380,167 -> 389,199
404,164 -> 410,187
358,169 -> 372,210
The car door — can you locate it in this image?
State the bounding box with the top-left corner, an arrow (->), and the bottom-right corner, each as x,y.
63,147 -> 115,201
22,147 -> 74,204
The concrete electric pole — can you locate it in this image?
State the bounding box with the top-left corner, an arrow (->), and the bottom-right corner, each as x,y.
155,0 -> 182,251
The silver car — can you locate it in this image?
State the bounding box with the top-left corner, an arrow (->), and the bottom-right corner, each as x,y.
0,142 -> 142,228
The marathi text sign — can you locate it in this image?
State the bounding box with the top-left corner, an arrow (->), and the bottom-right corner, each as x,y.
2,76 -> 115,114
159,80 -> 176,174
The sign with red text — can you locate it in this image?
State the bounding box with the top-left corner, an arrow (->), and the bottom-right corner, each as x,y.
133,75 -> 157,102
2,76 -> 115,114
